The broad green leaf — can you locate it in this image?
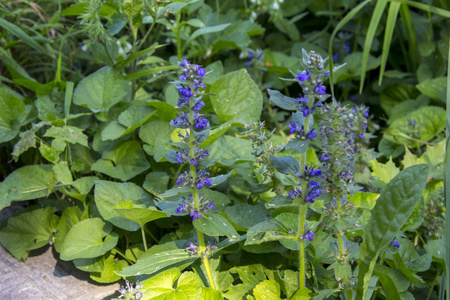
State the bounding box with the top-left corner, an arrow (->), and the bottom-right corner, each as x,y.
193,212 -> 240,239
73,256 -> 104,273
36,92 -> 64,122
187,23 -> 231,44
385,106 -> 446,147
73,67 -> 130,114
270,154 -> 300,176
245,219 -> 293,245
200,288 -> 223,300
60,218 -> 118,261
0,165 -> 54,210
116,249 -> 197,277
416,76 -> 447,101
291,287 -> 312,300
0,206 -> 58,261
94,180 -> 153,231
125,65 -> 179,80
225,203 -> 269,229
379,84 -> 419,116
208,136 -> 254,166
54,206 -> 82,253
102,105 -> 156,141
373,264 -> 409,300
44,125 -> 88,147
91,141 -> 150,181
369,157 -> 400,187
401,196 -> 424,232
90,253 -> 128,283
274,270 -> 298,299
253,280 -> 282,300
40,143 -> 60,163
200,122 -> 232,148
114,200 -> 167,227
139,120 -> 173,161
356,165 -> 429,300
53,161 -> 73,185
0,86 -> 27,143
424,239 -> 446,265
141,268 -> 204,300
210,69 -> 263,123
143,171 -> 170,195
349,192 -> 379,209
402,140 -> 445,179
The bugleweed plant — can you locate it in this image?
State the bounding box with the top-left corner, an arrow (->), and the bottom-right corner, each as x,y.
0,0 -> 447,300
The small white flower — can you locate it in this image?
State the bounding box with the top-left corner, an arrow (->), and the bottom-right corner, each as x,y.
272,2 -> 279,10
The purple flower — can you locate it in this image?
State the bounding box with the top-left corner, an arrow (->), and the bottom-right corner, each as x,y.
306,129 -> 317,139
197,67 -> 206,77
172,112 -> 190,128
359,134 -> 365,139
297,70 -> 310,82
302,230 -> 315,241
178,86 -> 193,98
194,114 -> 208,130
175,148 -> 190,164
305,166 -> 321,177
315,84 -> 326,95
390,239 -> 400,249
288,187 -> 302,198
186,241 -> 198,255
196,169 -> 212,189
319,152 -> 331,161
333,54 -> 339,61
300,106 -> 313,117
190,210 -> 202,220
192,99 -> 205,111
289,122 -> 301,134
175,172 -> 192,186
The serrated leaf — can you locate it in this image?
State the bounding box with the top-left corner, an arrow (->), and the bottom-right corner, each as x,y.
0,86 -> 27,143
60,218 -> 118,261
253,280 -> 282,300
44,125 -> 88,147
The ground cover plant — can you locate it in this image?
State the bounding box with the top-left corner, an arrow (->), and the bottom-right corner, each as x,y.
0,0 -> 448,299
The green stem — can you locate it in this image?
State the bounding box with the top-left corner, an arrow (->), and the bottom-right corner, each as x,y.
144,227 -> 159,244
298,203 -> 308,288
141,226 -> 148,252
176,13 -> 182,61
114,248 -> 133,264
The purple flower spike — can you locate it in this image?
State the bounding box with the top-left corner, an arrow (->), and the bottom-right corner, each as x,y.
390,239 -> 400,249
306,129 -> 317,139
289,122 -> 301,134
190,210 -> 202,220
197,67 -> 206,77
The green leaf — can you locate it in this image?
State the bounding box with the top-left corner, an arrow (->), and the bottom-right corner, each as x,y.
143,171 -> 171,196
53,161 -> 73,185
94,180 -> 153,231
44,125 -> 88,147
253,280 -> 282,300
0,86 -> 27,143
187,23 -> 231,44
373,264 -> 409,300
139,120 -> 173,161
36,91 -> 64,122
0,206 -> 58,260
199,122 -> 232,148
416,77 -> 447,101
245,219 -> 293,245
225,203 -> 269,229
54,206 -> 82,253
40,143 -> 60,163
11,129 -> 37,162
270,154 -> 300,176
116,249 -> 197,277
210,69 -> 263,123
91,141 -> 150,181
0,165 -> 54,210
267,89 -> 298,111
90,253 -> 128,283
125,65 -> 179,80
385,106 -> 446,147
73,67 -> 130,114
208,136 -> 254,166
114,200 -> 167,227
356,164 -> 429,300
200,287 -> 224,300
193,212 -> 240,239
291,287 -> 312,299
424,239 -> 446,265
349,192 -> 379,209
60,218 -> 119,261
102,106 -> 156,141
369,157 -> 400,187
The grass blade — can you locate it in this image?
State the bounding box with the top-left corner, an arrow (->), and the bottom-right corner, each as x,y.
359,0 -> 388,93
328,0 -> 372,96
0,18 -> 48,54
392,0 -> 450,18
379,2 -> 401,85
399,4 -> 418,71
